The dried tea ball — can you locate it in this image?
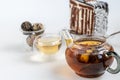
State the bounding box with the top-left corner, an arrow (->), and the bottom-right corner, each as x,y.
32,23 -> 44,35
32,23 -> 43,31
26,34 -> 36,47
21,21 -> 32,31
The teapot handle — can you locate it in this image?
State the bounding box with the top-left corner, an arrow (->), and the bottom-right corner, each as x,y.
106,52 -> 120,74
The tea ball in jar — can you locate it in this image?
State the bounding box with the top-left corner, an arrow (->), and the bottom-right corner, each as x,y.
33,23 -> 44,35
21,21 -> 32,31
32,23 -> 43,31
26,34 -> 36,47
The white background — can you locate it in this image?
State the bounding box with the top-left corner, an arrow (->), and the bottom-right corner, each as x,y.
0,0 -> 120,80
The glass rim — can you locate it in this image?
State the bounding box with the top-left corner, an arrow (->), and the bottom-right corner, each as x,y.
21,26 -> 45,34
68,34 -> 108,48
34,33 -> 61,46
73,35 -> 106,40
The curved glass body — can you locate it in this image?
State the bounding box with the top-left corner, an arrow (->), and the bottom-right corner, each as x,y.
65,35 -> 114,78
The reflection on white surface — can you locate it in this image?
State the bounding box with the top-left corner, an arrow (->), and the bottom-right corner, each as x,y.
0,0 -> 120,80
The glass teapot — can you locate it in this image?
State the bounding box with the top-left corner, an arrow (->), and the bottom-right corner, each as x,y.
62,29 -> 120,78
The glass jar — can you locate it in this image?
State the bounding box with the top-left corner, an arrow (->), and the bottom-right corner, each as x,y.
70,0 -> 109,36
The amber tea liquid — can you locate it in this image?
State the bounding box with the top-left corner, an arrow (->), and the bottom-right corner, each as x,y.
66,39 -> 114,78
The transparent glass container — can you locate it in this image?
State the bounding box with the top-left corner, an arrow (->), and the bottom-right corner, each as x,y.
21,27 -> 45,51
32,33 -> 62,62
62,30 -> 120,78
70,0 -> 109,36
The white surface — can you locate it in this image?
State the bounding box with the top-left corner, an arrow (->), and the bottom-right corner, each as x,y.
0,0 -> 120,80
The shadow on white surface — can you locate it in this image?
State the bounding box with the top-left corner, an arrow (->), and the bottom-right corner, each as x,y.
1,42 -> 32,53
50,61 -> 108,80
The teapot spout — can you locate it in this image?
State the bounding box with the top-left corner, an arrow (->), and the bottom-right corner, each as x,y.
61,29 -> 73,47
